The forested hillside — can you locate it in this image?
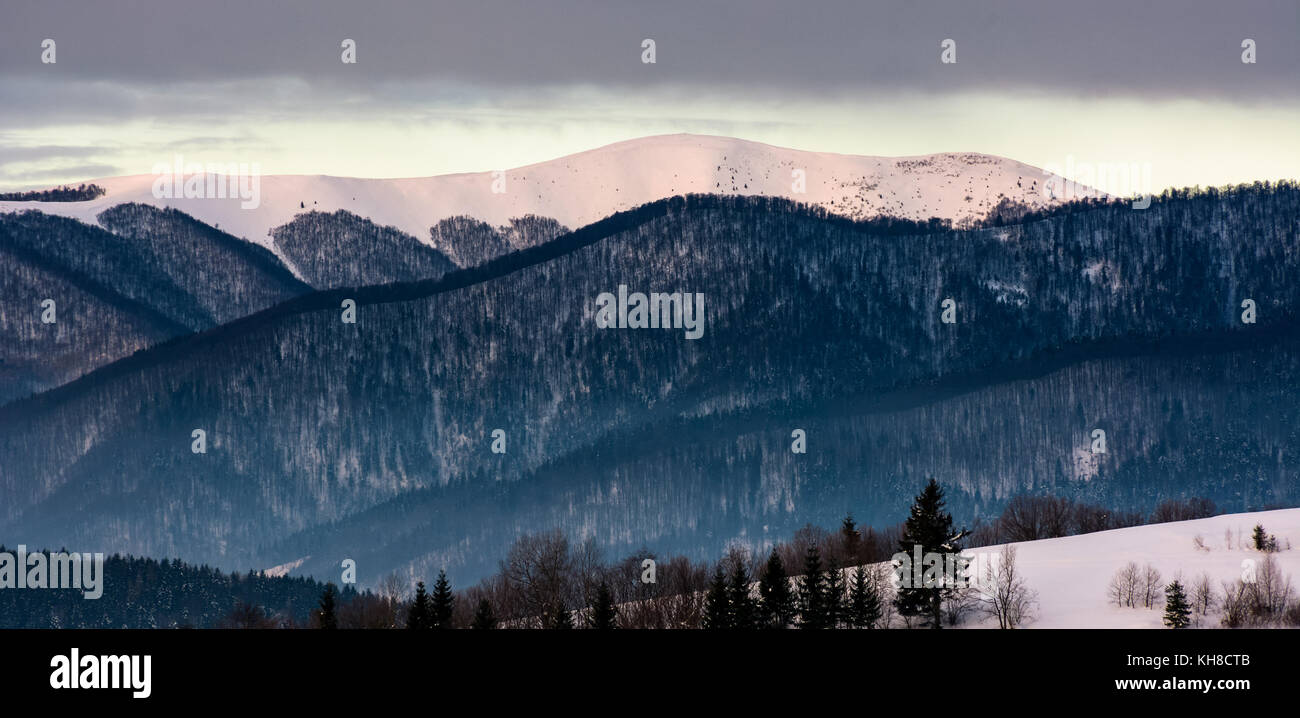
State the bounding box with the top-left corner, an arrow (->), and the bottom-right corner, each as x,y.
0,547 -> 353,628
0,207 -> 311,403
270,209 -> 456,288
1,185 -> 1296,584
428,214 -> 569,267
97,203 -> 311,323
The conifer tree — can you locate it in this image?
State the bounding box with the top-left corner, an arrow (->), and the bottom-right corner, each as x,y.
1163,580 -> 1191,629
471,598 -> 497,629
1251,524 -> 1277,552
798,545 -> 827,629
317,583 -> 338,629
406,581 -> 431,630
729,561 -> 757,630
824,557 -> 845,628
896,478 -> 965,629
757,548 -> 795,628
430,569 -> 455,629
546,604 -> 573,629
703,565 -> 732,630
587,581 -> 618,629
847,565 -> 882,628
841,514 -> 861,562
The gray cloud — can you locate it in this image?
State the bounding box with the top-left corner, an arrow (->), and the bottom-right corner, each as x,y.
0,163 -> 120,184
1,0 -> 1295,100
0,143 -> 101,163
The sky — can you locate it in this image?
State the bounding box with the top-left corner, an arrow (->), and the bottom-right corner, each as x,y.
1,0 -> 1297,192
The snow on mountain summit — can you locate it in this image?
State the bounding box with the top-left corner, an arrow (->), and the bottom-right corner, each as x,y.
0,134 -> 1081,248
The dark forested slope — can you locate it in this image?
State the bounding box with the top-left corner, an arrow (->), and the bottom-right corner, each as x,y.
270,209 -> 456,288
1,186 -> 1297,584
0,207 -> 311,404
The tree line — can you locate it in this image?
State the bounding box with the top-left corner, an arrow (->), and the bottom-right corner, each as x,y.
0,183 -> 105,202
316,479 -> 1033,629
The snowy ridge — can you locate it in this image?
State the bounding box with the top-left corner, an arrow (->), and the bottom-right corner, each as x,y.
0,134 -> 1087,249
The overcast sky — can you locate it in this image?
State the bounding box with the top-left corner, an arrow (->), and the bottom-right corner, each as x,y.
2,0 -> 1297,190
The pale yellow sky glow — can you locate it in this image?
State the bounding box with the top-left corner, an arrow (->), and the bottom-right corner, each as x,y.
3,87 -> 1297,192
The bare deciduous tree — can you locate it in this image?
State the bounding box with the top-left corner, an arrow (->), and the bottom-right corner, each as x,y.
1151,498 -> 1216,523
999,496 -> 1072,541
978,545 -> 1038,628
1220,579 -> 1251,628
499,529 -> 577,627
1108,562 -> 1140,607
1191,572 -> 1215,618
1141,564 -> 1163,608
1247,554 -> 1294,619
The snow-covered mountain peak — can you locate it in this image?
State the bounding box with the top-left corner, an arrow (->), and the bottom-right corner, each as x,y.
0,134 -> 1085,248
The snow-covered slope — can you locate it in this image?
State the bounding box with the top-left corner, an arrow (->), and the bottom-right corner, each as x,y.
0,134 -> 1086,248
957,509 -> 1300,629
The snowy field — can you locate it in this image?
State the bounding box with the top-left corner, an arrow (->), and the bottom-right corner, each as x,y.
955,508 -> 1300,629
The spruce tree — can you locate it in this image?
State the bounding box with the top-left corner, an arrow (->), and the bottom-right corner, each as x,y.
798,545 -> 827,629
841,514 -> 861,562
406,581 -> 431,630
587,581 -> 618,629
824,557 -> 845,629
729,561 -> 757,630
471,598 -> 497,629
896,478 -> 965,629
703,565 -> 732,630
757,548 -> 795,628
1252,524 -> 1267,551
847,565 -> 882,628
1163,580 -> 1192,629
317,583 -> 338,629
864,568 -> 882,628
430,569 -> 455,629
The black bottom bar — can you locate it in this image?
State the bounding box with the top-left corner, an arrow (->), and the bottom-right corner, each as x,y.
3,628 -> 1288,706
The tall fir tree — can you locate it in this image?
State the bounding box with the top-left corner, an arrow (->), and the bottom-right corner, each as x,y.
841,514 -> 861,562
587,582 -> 619,629
729,561 -> 757,630
703,565 -> 732,630
798,545 -> 828,629
471,598 -> 498,629
1163,581 -> 1192,629
896,478 -> 965,629
317,583 -> 338,629
406,581 -> 431,630
757,548 -> 795,629
430,570 -> 455,629
824,557 -> 845,629
848,565 -> 882,628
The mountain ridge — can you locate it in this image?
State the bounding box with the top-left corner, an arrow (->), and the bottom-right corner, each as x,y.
2,185 -> 1295,581
0,134 -> 1094,247
0,192 -> 1112,415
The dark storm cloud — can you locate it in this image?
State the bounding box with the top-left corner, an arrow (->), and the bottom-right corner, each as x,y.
1,0 -> 1295,100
